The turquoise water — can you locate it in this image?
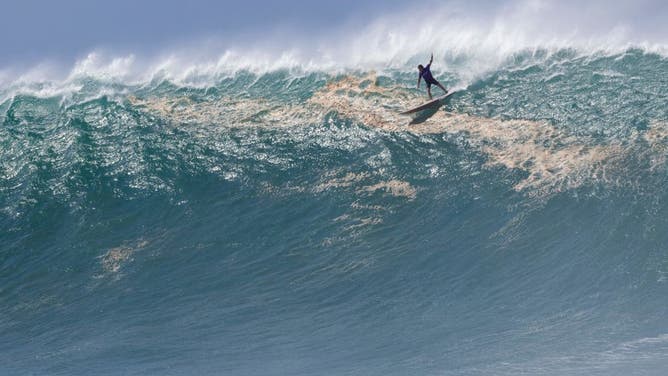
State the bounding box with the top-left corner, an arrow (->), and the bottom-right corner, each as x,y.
2,48 -> 668,375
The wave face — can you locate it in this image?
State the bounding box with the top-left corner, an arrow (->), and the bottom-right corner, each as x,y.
2,45 -> 668,375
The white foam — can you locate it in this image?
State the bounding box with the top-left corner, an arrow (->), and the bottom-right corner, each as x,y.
1,0 -> 666,90
67,52 -> 138,82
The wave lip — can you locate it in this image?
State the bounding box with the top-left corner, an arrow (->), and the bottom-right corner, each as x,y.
2,1 -> 668,90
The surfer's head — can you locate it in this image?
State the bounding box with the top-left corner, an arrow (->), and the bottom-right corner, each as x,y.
418,64 -> 424,72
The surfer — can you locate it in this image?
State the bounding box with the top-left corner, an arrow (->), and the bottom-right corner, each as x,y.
417,53 -> 448,100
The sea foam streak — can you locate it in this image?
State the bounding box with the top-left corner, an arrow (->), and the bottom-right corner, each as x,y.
127,71 -> 667,198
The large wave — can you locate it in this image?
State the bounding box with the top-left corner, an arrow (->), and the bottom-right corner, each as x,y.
2,2 -> 668,375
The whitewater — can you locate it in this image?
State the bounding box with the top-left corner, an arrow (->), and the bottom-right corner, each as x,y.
2,1 -> 668,375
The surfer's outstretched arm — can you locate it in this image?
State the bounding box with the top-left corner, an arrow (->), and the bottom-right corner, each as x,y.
417,76 -> 421,89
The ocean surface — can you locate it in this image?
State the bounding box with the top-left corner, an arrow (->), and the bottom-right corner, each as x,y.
2,28 -> 668,375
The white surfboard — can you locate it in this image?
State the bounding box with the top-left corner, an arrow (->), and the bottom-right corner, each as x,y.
400,91 -> 456,115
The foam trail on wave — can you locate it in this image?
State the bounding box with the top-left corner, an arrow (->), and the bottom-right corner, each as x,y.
129,71 -> 668,198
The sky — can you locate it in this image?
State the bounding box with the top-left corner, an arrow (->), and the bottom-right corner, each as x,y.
2,0 -> 667,74
0,0 -> 413,65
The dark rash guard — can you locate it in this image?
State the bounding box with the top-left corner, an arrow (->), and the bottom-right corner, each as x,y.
419,63 -> 437,85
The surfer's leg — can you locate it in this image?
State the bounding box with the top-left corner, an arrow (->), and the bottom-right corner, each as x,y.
437,82 -> 448,94
426,83 -> 433,99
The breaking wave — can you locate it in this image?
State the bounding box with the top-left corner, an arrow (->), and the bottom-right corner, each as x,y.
2,2 -> 668,375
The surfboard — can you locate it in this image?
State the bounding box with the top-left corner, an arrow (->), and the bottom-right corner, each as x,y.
400,91 -> 456,115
